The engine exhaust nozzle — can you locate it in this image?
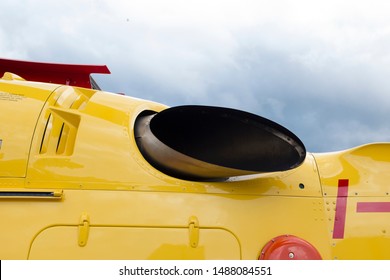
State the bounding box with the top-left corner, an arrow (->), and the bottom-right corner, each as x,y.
135,105 -> 306,181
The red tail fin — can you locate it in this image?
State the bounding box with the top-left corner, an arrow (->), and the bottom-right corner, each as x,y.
0,58 -> 110,89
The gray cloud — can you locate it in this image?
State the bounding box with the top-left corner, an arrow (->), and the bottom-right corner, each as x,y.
1,0 -> 390,152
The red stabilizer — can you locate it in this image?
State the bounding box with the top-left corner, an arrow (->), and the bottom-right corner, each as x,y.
0,58 -> 111,89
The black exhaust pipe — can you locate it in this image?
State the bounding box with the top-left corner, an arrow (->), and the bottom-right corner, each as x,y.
135,105 -> 306,181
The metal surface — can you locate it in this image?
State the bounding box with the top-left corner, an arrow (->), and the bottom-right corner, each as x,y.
0,58 -> 110,89
135,106 -> 306,180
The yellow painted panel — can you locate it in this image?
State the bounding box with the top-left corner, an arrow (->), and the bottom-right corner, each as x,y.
0,81 -> 56,177
315,143 -> 390,197
29,226 -> 240,260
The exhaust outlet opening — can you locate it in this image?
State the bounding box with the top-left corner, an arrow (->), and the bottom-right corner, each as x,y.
135,106 -> 306,181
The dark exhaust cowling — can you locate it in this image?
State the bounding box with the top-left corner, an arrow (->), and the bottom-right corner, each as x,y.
135,105 -> 306,181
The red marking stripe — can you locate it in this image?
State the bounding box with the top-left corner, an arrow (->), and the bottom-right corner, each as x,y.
333,179 -> 349,239
357,202 -> 390,212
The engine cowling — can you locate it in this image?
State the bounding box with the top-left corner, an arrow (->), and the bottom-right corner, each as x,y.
135,105 -> 306,181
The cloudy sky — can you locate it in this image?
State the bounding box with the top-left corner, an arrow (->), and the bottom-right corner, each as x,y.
1,0 -> 390,152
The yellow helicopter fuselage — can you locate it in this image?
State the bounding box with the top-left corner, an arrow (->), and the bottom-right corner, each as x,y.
1,71 -> 389,260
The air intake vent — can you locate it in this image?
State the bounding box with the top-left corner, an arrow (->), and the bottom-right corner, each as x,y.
39,87 -> 92,156
40,108 -> 80,155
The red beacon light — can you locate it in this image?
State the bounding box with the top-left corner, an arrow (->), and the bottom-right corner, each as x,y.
259,235 -> 322,260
